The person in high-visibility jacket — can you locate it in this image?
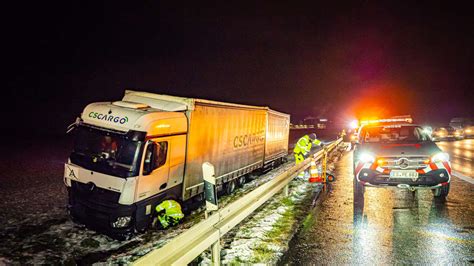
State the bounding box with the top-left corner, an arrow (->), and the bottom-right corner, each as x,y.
294,133 -> 322,178
155,200 -> 184,229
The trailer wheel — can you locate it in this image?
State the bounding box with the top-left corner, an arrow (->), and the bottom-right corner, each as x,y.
237,176 -> 246,188
224,180 -> 236,195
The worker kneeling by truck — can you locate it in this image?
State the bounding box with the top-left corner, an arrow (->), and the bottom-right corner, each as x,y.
64,90 -> 290,239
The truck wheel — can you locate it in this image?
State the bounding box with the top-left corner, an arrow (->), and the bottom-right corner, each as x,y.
432,183 -> 450,199
237,176 -> 246,188
224,180 -> 236,195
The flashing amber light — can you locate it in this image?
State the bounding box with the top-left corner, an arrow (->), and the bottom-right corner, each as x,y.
376,158 -> 385,165
360,117 -> 412,126
423,159 -> 431,164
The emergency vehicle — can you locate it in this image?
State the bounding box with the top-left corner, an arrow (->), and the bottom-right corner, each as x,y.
353,117 -> 451,203
64,90 -> 289,238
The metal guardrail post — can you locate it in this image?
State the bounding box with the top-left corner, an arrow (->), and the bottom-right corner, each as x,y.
212,241 -> 221,265
283,184 -> 289,197
322,146 -> 328,190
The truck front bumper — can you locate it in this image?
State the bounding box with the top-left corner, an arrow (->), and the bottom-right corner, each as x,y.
357,168 -> 450,187
67,183 -> 136,239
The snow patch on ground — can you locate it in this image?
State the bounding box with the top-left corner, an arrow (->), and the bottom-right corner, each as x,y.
217,178 -> 318,264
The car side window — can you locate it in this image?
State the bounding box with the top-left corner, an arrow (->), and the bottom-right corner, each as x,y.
154,141 -> 168,169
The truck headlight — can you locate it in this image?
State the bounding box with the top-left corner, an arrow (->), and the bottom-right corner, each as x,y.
359,153 -> 375,163
112,216 -> 132,228
432,152 -> 449,163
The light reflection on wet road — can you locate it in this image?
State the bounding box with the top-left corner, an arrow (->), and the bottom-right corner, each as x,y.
437,139 -> 474,180
283,143 -> 474,265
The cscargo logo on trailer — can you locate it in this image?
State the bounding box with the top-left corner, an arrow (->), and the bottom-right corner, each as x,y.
88,112 -> 129,124
233,130 -> 265,148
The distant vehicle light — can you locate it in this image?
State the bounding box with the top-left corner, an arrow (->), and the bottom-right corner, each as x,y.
466,129 -> 472,133
431,152 -> 449,163
359,153 -> 375,163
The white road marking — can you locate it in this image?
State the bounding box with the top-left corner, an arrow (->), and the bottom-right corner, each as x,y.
452,171 -> 474,184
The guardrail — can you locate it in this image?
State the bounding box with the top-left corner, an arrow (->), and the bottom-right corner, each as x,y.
134,138 -> 343,265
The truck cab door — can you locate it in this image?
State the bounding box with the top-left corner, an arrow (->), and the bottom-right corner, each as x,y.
137,139 -> 170,201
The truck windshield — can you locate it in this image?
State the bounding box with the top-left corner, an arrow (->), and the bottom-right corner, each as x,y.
70,126 -> 143,178
361,126 -> 427,143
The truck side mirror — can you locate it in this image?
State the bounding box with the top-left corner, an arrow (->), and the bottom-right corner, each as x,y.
143,142 -> 157,175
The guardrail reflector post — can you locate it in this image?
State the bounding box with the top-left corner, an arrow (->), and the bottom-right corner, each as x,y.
203,162 -> 218,218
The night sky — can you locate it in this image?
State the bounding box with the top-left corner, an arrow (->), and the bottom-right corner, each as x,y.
4,1 -> 474,136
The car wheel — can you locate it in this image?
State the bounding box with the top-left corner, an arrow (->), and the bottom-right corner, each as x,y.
432,183 -> 450,199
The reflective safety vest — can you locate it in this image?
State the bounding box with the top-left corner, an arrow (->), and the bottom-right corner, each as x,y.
293,135 -> 322,155
156,200 -> 184,229
293,135 -> 311,155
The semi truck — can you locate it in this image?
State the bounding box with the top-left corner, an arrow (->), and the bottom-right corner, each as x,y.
64,90 -> 290,237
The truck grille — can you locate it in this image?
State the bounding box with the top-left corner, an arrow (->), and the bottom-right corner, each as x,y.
71,181 -> 120,207
378,156 -> 430,170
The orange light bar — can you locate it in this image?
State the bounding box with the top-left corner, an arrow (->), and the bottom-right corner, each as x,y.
360,117 -> 412,126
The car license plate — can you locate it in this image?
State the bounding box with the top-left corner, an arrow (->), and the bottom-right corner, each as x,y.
390,170 -> 419,179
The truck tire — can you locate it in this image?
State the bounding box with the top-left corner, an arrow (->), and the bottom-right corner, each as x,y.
432,183 -> 450,199
237,175 -> 246,188
224,180 -> 236,195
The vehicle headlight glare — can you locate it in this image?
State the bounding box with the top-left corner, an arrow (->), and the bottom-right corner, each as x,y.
431,152 -> 449,163
359,153 -> 375,163
112,216 -> 132,228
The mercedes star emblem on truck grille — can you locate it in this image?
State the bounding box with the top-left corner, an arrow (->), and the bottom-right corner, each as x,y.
397,158 -> 409,169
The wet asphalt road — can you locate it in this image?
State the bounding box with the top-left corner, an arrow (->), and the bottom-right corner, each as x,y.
283,141 -> 474,265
